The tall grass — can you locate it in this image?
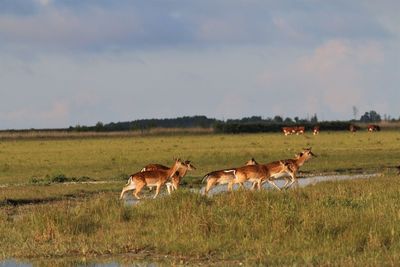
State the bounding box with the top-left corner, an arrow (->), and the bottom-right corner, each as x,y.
1,175 -> 400,265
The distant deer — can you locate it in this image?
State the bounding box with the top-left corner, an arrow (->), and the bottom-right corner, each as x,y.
313,126 -> 320,135
120,159 -> 185,199
349,124 -> 360,133
367,124 -> 380,132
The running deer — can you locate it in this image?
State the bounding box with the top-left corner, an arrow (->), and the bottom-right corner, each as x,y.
245,148 -> 316,190
120,158 -> 185,200
226,160 -> 295,191
141,160 -> 196,194
265,148 -> 316,190
202,158 -> 258,195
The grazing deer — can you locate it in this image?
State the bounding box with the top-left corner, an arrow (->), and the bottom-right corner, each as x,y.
313,126 -> 320,135
367,124 -> 380,132
349,124 -> 359,133
282,126 -> 305,135
141,160 -> 196,194
120,159 -> 185,200
295,126 -> 305,135
202,158 -> 258,195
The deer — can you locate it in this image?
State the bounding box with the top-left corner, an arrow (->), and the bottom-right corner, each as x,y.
264,148 -> 316,190
313,126 -> 320,135
226,160 -> 296,192
120,158 -> 185,200
349,124 -> 360,133
141,160 -> 196,194
367,124 -> 381,132
202,158 -> 258,195
243,148 -> 316,190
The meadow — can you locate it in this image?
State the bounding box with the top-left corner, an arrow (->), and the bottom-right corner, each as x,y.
1,131 -> 400,265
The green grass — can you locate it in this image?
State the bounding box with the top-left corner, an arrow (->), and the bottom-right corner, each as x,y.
1,131 -> 400,264
0,132 -> 400,185
1,176 -> 400,265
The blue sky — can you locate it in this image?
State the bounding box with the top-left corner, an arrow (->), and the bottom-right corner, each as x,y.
0,0 -> 399,129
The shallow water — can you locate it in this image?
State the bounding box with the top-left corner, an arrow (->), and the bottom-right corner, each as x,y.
123,173 -> 379,204
202,173 -> 378,195
0,259 -> 30,267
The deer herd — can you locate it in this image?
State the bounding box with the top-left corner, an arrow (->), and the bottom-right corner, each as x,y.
120,124 -> 383,200
120,148 -> 316,200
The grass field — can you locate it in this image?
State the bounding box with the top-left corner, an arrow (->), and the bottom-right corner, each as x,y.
1,131 -> 400,264
1,131 -> 399,185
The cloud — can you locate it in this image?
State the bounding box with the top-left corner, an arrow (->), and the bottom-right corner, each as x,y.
0,1 -> 392,54
0,1 -> 399,129
257,39 -> 388,119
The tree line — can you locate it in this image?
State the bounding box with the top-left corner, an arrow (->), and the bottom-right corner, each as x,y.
67,109 -> 395,134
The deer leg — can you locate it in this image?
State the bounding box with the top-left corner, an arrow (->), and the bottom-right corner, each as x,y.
134,182 -> 145,200
251,182 -> 257,190
173,178 -> 179,191
282,178 -> 290,189
285,174 -> 298,189
204,179 -> 216,195
120,182 -> 136,199
153,184 -> 161,199
227,181 -> 234,191
266,180 -> 282,191
166,182 -> 172,195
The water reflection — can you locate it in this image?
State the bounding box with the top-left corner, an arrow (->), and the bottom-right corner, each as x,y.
122,173 -> 378,204
202,173 -> 378,196
0,259 -> 30,267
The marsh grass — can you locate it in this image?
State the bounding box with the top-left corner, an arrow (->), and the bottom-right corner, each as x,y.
1,131 -> 400,185
1,176 -> 400,265
1,131 -> 400,264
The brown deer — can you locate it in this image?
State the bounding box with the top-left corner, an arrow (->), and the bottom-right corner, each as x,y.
120,158 -> 185,200
313,126 -> 320,135
367,124 -> 380,132
202,158 -> 258,195
245,148 -> 316,190
266,148 -> 315,189
282,126 -> 305,135
245,158 -> 259,165
349,124 -> 360,133
226,160 -> 297,191
141,160 -> 196,194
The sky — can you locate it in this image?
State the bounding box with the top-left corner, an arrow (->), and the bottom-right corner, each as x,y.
0,0 -> 399,129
